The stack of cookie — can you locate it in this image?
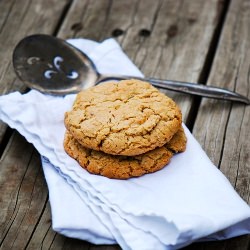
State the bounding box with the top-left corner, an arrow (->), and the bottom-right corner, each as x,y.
64,79 -> 187,179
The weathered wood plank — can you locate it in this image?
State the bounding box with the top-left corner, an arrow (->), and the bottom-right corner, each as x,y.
58,0 -> 224,123
192,0 -> 250,248
193,0 -> 250,203
58,0 -> 110,40
0,132 -> 48,249
25,202 -> 56,249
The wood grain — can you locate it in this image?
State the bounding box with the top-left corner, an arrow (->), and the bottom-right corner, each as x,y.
193,0 -> 250,203
192,0 -> 250,248
0,132 -> 48,249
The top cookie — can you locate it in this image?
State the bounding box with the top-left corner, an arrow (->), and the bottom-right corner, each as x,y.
64,79 -> 182,156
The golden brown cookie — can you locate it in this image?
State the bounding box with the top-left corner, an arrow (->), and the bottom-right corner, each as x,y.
166,126 -> 187,153
64,79 -> 182,156
63,128 -> 187,179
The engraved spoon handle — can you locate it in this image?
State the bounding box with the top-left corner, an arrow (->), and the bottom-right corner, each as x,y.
97,74 -> 250,104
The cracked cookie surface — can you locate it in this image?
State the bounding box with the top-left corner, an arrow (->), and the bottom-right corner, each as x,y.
63,128 -> 186,179
64,79 -> 182,156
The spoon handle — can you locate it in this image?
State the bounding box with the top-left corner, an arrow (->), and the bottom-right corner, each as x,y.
98,75 -> 250,104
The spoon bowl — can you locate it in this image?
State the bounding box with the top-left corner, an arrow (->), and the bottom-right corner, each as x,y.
13,34 -> 250,104
13,34 -> 98,94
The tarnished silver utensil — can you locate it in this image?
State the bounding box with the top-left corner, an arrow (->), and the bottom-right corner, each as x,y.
13,34 -> 250,104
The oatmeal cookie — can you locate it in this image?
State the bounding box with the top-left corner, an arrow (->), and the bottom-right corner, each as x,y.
166,126 -> 187,153
65,79 -> 182,156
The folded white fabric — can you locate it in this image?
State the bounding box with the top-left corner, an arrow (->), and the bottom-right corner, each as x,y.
0,38 -> 249,250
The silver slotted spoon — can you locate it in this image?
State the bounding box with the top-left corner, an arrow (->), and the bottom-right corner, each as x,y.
12,34 -> 250,104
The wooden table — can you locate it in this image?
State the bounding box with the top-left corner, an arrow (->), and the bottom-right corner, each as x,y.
0,0 -> 249,249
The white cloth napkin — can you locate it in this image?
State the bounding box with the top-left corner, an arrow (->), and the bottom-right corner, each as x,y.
0,38 -> 250,250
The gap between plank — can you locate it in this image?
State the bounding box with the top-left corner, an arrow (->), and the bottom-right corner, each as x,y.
53,0 -> 74,36
0,126 -> 13,159
24,195 -> 49,249
186,0 -> 231,132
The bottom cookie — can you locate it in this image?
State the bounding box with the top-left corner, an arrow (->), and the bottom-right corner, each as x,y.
64,127 -> 187,179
